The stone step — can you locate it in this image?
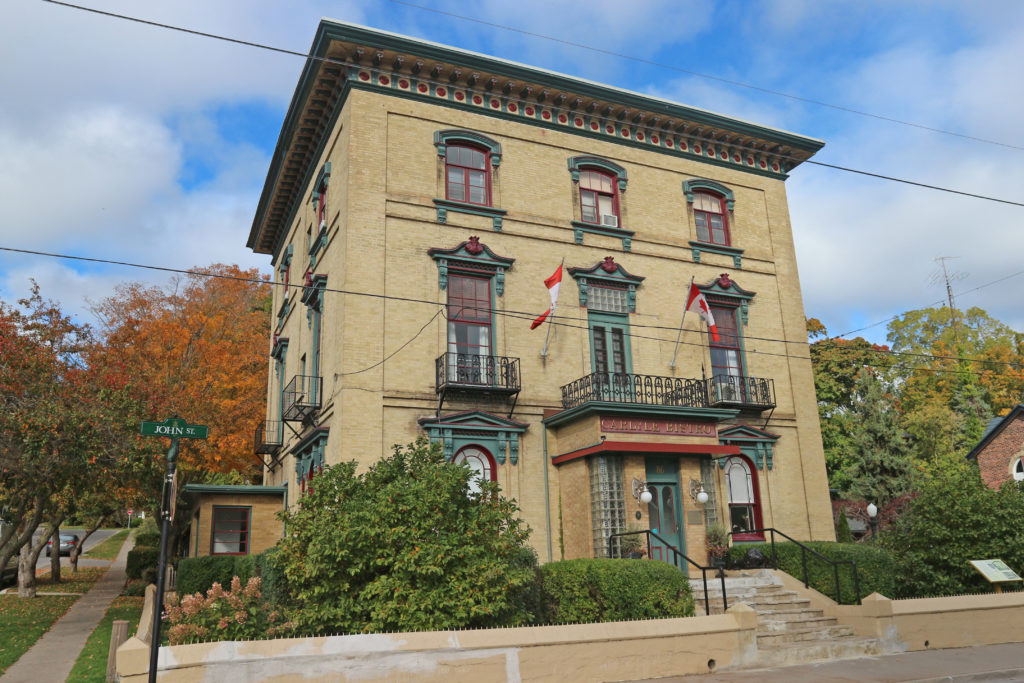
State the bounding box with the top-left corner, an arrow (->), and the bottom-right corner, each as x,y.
757,615 -> 838,633
755,636 -> 884,666
754,607 -> 826,622
757,625 -> 857,647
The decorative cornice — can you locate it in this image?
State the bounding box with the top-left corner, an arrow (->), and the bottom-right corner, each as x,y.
248,20 -> 824,258
542,401 -> 739,429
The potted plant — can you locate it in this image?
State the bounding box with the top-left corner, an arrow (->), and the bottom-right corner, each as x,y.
620,529 -> 646,559
705,522 -> 730,569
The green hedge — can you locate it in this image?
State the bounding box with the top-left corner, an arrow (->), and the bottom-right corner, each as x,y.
726,541 -> 894,603
126,546 -> 160,581
537,558 -> 693,624
134,531 -> 161,548
175,555 -> 257,596
251,549 -> 288,607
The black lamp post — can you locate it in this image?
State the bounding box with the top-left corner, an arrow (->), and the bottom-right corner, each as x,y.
866,503 -> 878,540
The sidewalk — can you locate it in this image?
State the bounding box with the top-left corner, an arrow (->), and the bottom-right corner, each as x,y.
1,536 -> 136,683
654,641 -> 1024,682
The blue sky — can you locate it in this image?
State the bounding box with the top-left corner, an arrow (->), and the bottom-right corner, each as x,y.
2,0 -> 1023,346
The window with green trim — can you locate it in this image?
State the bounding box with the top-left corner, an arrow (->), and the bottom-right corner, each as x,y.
693,192 -> 730,245
211,506 -> 250,555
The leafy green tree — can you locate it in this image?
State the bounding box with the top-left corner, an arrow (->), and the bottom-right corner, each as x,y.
840,369 -> 913,503
807,319 -> 895,491
274,439 -> 536,634
884,466 -> 1024,598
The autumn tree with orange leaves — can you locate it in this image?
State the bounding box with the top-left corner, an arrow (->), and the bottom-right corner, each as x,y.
90,264 -> 271,546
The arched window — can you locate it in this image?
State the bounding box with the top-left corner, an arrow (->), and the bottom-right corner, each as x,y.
579,169 -> 619,226
1013,457 -> 1024,482
693,191 -> 729,245
453,445 -> 496,495
445,144 -> 491,206
724,456 -> 763,540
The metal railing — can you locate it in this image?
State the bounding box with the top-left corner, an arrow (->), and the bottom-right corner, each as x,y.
736,528 -> 862,605
282,375 -> 322,422
705,375 -> 776,409
254,420 -> 283,454
435,352 -> 520,393
561,372 -> 708,409
607,529 -> 726,616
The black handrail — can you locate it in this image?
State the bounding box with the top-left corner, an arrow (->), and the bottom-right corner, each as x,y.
735,528 -> 862,605
607,529 -> 726,616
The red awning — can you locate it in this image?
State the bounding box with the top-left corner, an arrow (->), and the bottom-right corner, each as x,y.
551,440 -> 741,465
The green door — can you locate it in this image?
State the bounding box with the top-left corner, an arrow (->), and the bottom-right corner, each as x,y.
645,458 -> 686,568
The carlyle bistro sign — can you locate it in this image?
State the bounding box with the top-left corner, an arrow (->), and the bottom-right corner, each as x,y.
599,416 -> 716,437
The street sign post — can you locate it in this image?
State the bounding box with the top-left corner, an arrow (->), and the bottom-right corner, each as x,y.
140,416 -> 207,683
970,559 -> 1023,593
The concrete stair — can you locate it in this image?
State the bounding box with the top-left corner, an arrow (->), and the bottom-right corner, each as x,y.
690,569 -> 883,666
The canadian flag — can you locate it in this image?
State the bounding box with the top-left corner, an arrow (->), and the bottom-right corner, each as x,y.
530,264 -> 563,329
686,281 -> 719,341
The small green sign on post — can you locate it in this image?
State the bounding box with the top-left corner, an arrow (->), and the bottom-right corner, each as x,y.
970,559 -> 1023,593
140,418 -> 208,439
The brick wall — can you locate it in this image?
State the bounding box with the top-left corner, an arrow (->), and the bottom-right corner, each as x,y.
976,414 -> 1024,488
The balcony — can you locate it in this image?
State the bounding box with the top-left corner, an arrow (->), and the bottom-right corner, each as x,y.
705,375 -> 776,410
435,353 -> 521,395
254,420 -> 283,455
282,375 -> 322,422
435,353 -> 521,417
560,372 -> 708,410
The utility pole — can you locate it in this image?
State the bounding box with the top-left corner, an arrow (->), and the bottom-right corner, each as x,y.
933,256 -> 965,347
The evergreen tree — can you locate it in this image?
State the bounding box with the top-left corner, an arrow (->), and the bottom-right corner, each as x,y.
841,369 -> 913,504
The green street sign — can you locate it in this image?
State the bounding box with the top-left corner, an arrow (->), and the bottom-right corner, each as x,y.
140,418 -> 208,439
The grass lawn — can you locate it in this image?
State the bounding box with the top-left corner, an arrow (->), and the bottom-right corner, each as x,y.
0,594 -> 78,675
35,566 -> 107,594
66,596 -> 144,682
84,529 -> 130,561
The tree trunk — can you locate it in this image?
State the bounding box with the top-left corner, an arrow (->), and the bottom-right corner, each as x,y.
0,496 -> 42,577
49,526 -> 61,583
69,515 -> 108,573
17,518 -> 60,598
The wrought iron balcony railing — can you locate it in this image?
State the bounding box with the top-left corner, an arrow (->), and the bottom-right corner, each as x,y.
705,375 -> 776,410
560,372 -> 708,409
282,374 -> 322,422
254,420 -> 283,455
435,352 -> 521,394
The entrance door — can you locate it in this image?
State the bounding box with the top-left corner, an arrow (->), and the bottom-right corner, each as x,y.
644,457 -> 686,568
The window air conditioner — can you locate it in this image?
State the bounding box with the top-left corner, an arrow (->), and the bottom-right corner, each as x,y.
600,214 -> 618,228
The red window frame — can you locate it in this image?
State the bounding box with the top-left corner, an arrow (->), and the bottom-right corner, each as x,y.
210,506 -> 250,556
445,144 -> 491,206
693,191 -> 730,246
724,456 -> 764,541
446,273 -> 493,383
578,169 -> 619,225
708,305 -> 743,377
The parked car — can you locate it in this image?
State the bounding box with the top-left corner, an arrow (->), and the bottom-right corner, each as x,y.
1,556 -> 15,587
46,533 -> 81,557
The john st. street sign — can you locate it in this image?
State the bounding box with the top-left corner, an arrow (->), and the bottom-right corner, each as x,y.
140,418 -> 208,439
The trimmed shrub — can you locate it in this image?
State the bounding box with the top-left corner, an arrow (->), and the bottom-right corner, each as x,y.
175,555 -> 256,596
252,549 -> 288,608
538,558 -> 694,624
835,508 -> 854,543
126,545 -> 160,581
726,541 -> 894,603
134,531 -> 161,548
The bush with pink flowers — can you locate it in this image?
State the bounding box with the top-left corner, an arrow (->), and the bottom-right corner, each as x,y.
165,576 -> 295,645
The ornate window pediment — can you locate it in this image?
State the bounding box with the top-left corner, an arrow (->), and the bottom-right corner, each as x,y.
427,236 -> 514,296
718,423 -> 779,470
418,410 -> 528,465
698,273 -> 755,324
568,257 -> 645,312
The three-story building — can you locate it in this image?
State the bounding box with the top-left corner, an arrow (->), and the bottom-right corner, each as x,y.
245,20 -> 834,565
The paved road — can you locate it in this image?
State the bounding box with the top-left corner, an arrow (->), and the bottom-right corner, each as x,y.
33,528 -> 120,570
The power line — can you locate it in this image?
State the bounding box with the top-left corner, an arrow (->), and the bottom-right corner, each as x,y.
3,245 -> 1022,373
386,0 -> 1024,153
38,0 -> 1024,208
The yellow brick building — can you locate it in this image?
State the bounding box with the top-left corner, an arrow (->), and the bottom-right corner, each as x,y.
244,20 -> 834,565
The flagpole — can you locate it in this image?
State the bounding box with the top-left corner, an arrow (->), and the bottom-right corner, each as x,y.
669,276 -> 695,368
541,258 -> 564,358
